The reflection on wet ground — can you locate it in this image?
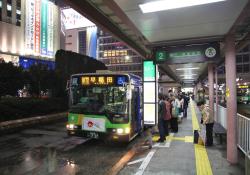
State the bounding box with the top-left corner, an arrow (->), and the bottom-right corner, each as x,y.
0,122 -> 131,175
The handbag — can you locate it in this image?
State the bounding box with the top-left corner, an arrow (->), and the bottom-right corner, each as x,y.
172,107 -> 179,118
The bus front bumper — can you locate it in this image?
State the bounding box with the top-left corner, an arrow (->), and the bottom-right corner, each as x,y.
66,124 -> 130,142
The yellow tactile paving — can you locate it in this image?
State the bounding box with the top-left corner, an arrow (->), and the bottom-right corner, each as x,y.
152,135 -> 193,142
184,136 -> 194,143
190,100 -> 213,175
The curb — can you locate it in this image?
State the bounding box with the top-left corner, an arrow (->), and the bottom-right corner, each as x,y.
0,112 -> 67,134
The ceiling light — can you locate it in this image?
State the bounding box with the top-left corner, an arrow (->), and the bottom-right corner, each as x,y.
182,78 -> 195,80
176,67 -> 200,71
180,74 -> 197,76
139,0 -> 226,13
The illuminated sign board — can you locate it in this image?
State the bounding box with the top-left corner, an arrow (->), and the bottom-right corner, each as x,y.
25,0 -> 35,54
155,43 -> 220,64
238,85 -> 249,89
143,82 -> 155,102
47,2 -> 54,56
79,75 -> 128,86
25,0 -> 56,58
143,60 -> 157,125
143,61 -> 155,81
41,0 -> 48,56
61,8 -> 95,30
34,0 -> 41,54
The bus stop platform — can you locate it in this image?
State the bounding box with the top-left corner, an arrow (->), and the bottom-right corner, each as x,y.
119,101 -> 245,175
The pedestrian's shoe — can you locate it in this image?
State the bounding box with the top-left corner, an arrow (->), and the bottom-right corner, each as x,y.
157,139 -> 165,143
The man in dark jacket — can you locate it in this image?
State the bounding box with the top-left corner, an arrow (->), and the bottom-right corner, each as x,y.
182,93 -> 189,118
158,94 -> 166,142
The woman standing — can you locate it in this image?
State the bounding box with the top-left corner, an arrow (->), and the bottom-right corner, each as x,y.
164,96 -> 172,136
171,95 -> 179,133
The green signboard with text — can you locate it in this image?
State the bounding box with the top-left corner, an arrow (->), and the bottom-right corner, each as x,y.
143,61 -> 155,81
155,43 -> 220,64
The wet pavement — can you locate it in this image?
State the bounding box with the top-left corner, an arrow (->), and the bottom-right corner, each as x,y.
0,121 -> 137,175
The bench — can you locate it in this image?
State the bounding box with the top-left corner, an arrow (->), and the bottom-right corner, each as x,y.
213,122 -> 227,144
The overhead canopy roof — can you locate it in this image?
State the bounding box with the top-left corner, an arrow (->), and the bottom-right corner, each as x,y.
114,0 -> 247,43
64,0 -> 250,85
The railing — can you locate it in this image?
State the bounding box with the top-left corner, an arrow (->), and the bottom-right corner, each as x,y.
237,113 -> 250,155
214,104 -> 227,129
214,103 -> 250,156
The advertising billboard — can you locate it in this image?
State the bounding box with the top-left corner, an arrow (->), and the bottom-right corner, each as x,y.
61,8 -> 95,30
87,26 -> 97,58
25,0 -> 56,58
40,0 -> 48,56
34,0 -> 41,54
47,1 -> 54,56
25,0 -> 35,54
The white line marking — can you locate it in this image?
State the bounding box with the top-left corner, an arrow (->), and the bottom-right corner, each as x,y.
135,150 -> 156,175
152,133 -> 174,148
127,158 -> 145,166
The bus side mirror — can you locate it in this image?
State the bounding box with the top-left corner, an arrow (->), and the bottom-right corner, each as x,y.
66,80 -> 70,91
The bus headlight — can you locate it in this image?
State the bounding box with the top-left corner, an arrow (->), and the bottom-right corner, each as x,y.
125,128 -> 130,134
117,128 -> 123,134
66,124 -> 77,130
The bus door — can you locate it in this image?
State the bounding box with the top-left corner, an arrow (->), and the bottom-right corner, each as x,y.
131,87 -> 142,134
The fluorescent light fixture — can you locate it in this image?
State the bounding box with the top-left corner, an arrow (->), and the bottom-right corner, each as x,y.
180,74 -> 197,76
139,0 -> 226,13
182,78 -> 195,80
176,67 -> 200,71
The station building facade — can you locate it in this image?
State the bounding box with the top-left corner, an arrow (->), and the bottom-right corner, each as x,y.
97,29 -> 142,77
61,7 -> 142,77
0,0 -> 60,68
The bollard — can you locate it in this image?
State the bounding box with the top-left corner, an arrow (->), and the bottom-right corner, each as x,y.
246,151 -> 250,175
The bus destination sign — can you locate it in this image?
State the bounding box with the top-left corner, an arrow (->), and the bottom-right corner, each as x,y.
81,75 -> 128,86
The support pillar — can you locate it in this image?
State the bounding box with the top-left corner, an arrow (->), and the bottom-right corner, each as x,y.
225,35 -> 238,164
215,67 -> 218,122
193,85 -> 197,101
196,82 -> 202,102
208,64 -> 214,118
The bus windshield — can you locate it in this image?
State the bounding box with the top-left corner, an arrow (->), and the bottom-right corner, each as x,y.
69,86 -> 128,116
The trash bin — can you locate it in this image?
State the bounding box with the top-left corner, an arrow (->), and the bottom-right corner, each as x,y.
194,130 -> 199,144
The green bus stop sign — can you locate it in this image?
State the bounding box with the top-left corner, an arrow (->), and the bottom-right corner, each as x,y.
143,61 -> 155,81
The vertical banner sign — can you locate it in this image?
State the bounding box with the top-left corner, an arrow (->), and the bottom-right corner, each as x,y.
25,0 -> 35,54
41,0 -> 48,56
34,0 -> 41,54
143,61 -> 157,125
47,2 -> 54,57
87,26 -> 97,58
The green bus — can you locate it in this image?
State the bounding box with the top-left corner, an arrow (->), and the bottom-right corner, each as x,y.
237,85 -> 250,104
66,73 -> 143,142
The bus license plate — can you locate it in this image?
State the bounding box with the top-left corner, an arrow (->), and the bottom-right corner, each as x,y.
88,132 -> 99,139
